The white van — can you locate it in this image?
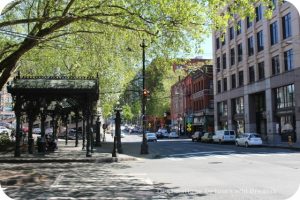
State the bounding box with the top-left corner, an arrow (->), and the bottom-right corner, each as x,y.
212,130 -> 236,144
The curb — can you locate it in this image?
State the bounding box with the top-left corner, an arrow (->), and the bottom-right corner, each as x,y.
261,145 -> 300,151
0,156 -> 137,164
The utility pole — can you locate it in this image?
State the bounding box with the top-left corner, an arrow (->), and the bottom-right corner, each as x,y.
140,39 -> 149,154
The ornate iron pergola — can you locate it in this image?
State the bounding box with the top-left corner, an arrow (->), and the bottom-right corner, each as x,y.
7,73 -> 99,157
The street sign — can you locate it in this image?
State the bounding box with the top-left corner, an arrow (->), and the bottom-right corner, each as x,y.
187,123 -> 192,132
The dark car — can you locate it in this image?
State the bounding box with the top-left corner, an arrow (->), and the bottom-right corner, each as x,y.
191,131 -> 204,142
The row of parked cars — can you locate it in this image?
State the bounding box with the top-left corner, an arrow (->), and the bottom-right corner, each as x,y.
192,130 -> 263,148
146,128 -> 180,142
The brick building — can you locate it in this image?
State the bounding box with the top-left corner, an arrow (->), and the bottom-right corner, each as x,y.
170,58 -> 213,134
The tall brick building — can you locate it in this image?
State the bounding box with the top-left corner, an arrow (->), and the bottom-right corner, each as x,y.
171,58 -> 213,134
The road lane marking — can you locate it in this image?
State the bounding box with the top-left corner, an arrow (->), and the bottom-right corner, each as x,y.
231,154 -> 250,157
210,155 -> 229,159
167,158 -> 184,161
162,150 -> 235,157
192,157 -> 207,160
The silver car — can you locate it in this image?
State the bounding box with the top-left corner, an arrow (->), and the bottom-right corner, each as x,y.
235,133 -> 263,147
146,132 -> 157,142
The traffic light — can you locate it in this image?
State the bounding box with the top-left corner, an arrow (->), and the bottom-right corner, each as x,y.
143,89 -> 150,97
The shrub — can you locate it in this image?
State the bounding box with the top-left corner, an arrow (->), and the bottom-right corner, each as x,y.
0,134 -> 14,151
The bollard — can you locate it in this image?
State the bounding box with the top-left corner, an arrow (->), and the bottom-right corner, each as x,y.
288,135 -> 292,146
112,136 -> 118,157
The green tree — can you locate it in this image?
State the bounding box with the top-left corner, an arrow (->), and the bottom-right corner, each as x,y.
0,0 -> 275,90
122,104 -> 134,123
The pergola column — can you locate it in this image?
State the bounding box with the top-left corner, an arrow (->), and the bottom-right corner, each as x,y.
64,114 -> 69,145
85,104 -> 92,157
27,114 -> 35,154
82,118 -> 86,150
90,114 -> 94,153
40,107 -> 47,153
75,111 -> 79,147
14,98 -> 21,157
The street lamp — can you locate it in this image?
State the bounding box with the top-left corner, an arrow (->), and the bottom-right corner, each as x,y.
140,39 -> 148,154
114,103 -> 123,153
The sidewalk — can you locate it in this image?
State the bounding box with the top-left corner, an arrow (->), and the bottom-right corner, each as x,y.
261,142 -> 300,151
0,136 -> 149,163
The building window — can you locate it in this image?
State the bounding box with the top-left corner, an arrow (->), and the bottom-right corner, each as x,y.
271,55 -> 280,75
258,61 -> 265,80
249,66 -> 255,83
222,53 -> 227,69
255,4 -> 262,22
237,43 -> 243,62
217,57 -> 221,72
232,97 -> 244,115
217,80 -> 221,93
270,21 -> 278,45
218,101 -> 228,116
230,48 -> 235,66
238,70 -> 244,87
247,36 -> 254,56
216,37 -> 220,50
282,13 -> 292,39
246,16 -> 252,28
236,20 -> 242,35
223,78 -> 227,92
229,26 -> 234,40
231,74 -> 236,89
275,84 -> 294,109
257,30 -> 264,52
284,49 -> 293,71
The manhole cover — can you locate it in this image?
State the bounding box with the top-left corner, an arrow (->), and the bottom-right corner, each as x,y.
208,162 -> 222,164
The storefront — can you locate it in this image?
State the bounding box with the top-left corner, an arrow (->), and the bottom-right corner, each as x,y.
274,84 -> 296,142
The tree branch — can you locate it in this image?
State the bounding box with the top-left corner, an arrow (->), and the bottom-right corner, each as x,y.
83,16 -> 157,36
62,0 -> 76,16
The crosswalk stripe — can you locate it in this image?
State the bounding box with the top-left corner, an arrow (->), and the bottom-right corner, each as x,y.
192,157 -> 207,160
211,155 -> 229,159
223,154 -> 248,158
167,157 -> 184,161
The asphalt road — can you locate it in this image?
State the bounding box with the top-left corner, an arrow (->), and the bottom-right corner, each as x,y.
1,134 -> 300,200
112,134 -> 300,200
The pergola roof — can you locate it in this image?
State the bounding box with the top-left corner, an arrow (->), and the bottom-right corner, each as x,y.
8,76 -> 98,94
7,75 -> 99,114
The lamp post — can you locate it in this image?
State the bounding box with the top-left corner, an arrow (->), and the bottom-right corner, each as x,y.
95,112 -> 102,147
140,39 -> 148,154
115,107 -> 123,153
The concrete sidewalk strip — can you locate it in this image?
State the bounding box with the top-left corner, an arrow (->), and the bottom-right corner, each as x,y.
0,140 -> 140,163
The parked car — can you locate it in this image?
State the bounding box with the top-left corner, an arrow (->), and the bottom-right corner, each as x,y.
201,132 -> 214,143
0,122 -> 14,129
212,130 -> 236,144
235,133 -> 263,147
191,131 -> 203,142
0,126 -> 11,135
156,128 -> 168,138
146,132 -> 157,142
33,128 -> 41,134
169,131 -> 179,139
